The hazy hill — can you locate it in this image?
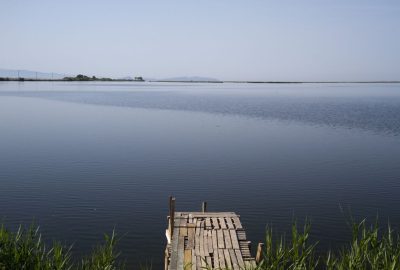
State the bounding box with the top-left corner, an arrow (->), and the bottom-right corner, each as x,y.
158,76 -> 221,82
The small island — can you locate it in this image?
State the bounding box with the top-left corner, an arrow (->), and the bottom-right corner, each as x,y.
63,74 -> 113,81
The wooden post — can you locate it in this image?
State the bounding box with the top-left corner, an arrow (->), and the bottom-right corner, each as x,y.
255,242 -> 264,264
164,246 -> 169,270
201,201 -> 207,213
169,196 -> 176,238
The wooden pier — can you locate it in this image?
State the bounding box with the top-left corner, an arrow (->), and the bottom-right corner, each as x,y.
165,198 -> 257,270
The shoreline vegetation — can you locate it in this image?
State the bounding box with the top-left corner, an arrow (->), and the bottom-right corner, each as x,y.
0,75 -> 400,84
0,74 -> 145,82
1,219 -> 400,269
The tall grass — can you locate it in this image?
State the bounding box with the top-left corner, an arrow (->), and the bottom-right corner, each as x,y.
0,224 -> 123,270
258,221 -> 319,270
257,219 -> 400,270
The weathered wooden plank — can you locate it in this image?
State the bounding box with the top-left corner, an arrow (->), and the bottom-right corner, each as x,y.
235,249 -> 245,268
206,256 -> 212,268
232,217 -> 243,229
240,240 -> 252,258
219,218 -> 227,229
191,249 -> 196,270
218,249 -> 226,269
230,230 -> 240,250
244,260 -> 257,269
226,217 -> 235,229
180,215 -> 188,236
199,224 -> 205,258
223,249 -> 232,270
169,215 -> 181,270
213,249 -> 220,269
211,217 -> 219,229
203,229 -> 209,255
184,250 -> 192,270
207,230 -> 213,254
217,230 -> 225,249
196,220 -> 201,235
229,249 -> 240,270
211,230 -> 218,256
237,229 -> 247,240
186,224 -> 195,250
177,235 -> 185,270
196,256 -> 201,270
223,230 -> 233,249
185,212 -> 237,218
195,232 -> 200,256
205,218 -> 212,229
201,256 -> 207,269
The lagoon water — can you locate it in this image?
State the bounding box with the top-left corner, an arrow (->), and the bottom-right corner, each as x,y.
0,82 -> 400,268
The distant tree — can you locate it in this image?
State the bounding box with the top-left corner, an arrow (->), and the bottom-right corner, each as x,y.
62,74 -> 112,81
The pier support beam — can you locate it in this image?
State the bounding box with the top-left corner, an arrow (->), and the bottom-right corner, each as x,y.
169,196 -> 176,238
256,242 -> 264,264
201,201 -> 207,213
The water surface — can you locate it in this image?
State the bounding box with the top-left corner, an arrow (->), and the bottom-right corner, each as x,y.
0,82 -> 400,268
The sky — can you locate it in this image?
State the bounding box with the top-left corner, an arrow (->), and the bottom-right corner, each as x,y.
1,0 -> 400,81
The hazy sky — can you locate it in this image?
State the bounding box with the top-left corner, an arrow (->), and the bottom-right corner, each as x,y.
1,0 -> 400,81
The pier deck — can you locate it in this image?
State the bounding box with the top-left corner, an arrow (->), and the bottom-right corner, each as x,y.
165,205 -> 257,270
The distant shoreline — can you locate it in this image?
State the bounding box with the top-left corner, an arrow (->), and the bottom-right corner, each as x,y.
1,78 -> 400,84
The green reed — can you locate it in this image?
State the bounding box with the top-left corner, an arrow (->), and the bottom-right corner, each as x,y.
256,219 -> 400,270
0,224 -> 123,270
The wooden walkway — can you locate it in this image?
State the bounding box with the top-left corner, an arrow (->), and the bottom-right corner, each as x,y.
165,199 -> 257,270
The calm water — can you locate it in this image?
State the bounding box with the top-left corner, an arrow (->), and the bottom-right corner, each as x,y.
1,82 -> 400,268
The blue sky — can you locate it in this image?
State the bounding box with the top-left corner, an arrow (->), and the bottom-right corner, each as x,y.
1,0 -> 399,81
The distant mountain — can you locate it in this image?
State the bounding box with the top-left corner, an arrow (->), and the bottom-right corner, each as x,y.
158,76 -> 221,82
0,69 -> 67,79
